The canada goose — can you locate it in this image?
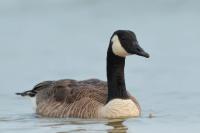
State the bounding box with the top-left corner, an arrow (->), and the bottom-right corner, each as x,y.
16,30 -> 149,119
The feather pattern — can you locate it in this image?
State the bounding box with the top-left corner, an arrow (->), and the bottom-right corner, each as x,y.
19,79 -> 140,118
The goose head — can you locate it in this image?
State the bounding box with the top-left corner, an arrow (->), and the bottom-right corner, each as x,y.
111,30 -> 150,58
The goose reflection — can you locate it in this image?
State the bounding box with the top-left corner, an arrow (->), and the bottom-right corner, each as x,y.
106,119 -> 127,133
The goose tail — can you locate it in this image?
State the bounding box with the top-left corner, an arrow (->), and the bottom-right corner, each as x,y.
16,90 -> 36,97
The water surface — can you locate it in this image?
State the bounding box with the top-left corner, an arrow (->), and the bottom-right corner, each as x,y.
0,0 -> 200,133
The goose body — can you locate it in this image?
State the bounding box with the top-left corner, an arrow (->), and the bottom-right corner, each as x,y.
16,30 -> 149,119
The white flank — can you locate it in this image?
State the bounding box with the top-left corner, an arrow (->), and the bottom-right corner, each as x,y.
111,35 -> 129,57
99,99 -> 140,118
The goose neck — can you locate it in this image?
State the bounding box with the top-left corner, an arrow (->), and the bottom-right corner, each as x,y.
106,46 -> 128,102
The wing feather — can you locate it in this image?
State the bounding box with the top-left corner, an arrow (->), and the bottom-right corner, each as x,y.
35,79 -> 107,118
20,78 -> 139,118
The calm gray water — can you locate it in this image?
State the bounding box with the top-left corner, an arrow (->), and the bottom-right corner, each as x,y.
0,0 -> 200,133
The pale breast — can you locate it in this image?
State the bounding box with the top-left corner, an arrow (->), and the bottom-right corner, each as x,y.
98,99 -> 140,118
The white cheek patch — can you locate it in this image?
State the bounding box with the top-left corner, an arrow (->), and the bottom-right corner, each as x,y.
111,35 -> 129,57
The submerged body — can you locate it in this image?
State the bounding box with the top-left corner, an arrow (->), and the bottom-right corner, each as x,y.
17,30 -> 149,119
